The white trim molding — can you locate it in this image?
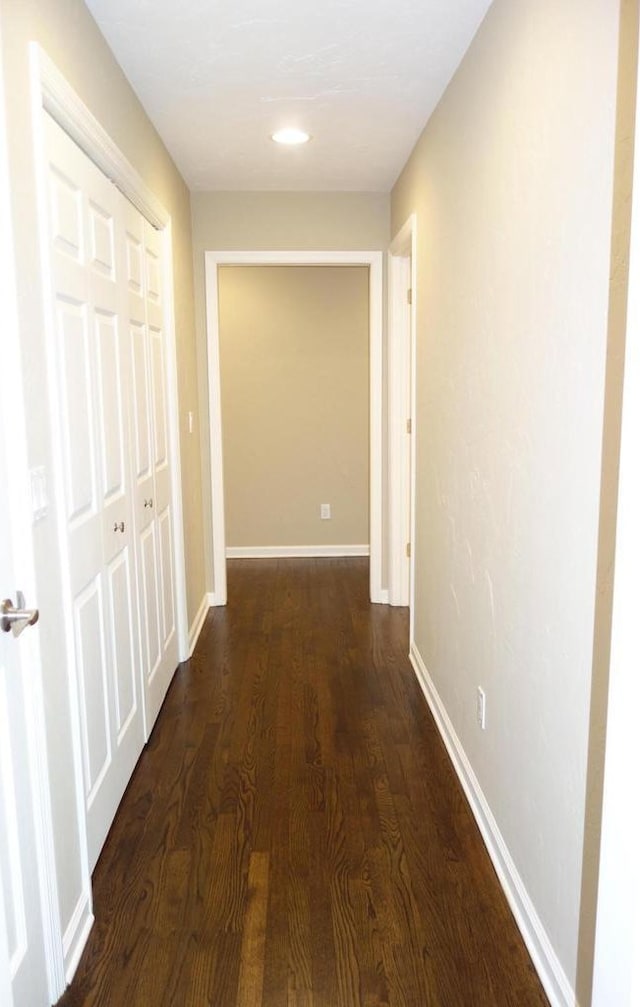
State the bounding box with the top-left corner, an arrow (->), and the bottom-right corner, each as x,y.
205,258 -> 228,608
35,48 -> 167,229
226,545 -> 370,559
204,249 -> 385,606
61,891 -> 93,984
188,593 -> 211,657
409,643 -> 575,1007
387,213 -> 417,616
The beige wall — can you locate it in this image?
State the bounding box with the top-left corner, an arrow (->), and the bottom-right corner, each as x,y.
218,265 -> 369,548
191,192 -> 390,586
0,0 -> 204,959
191,191 -> 390,252
391,0 -> 619,997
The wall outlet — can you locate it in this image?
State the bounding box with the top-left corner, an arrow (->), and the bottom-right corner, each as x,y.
477,687 -> 486,730
320,503 -> 331,520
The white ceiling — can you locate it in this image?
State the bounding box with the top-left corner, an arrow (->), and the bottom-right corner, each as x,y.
84,0 -> 493,192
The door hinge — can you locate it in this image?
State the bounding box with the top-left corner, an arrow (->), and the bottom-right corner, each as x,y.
406,418 -> 412,435
407,288 -> 412,305
406,542 -> 411,558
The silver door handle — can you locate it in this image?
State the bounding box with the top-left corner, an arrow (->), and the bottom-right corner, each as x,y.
144,498 -> 153,509
113,521 -> 125,533
1,591 -> 39,638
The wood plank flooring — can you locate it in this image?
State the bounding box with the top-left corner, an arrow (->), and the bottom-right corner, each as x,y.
57,558 -> 549,1007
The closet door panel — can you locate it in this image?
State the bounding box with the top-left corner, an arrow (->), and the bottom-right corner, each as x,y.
106,547 -> 137,739
124,204 -> 160,733
130,320 -> 152,486
74,576 -> 110,807
125,223 -> 144,294
95,310 -> 125,507
139,521 -> 162,688
44,114 -> 145,871
49,163 -> 83,262
88,198 -> 116,280
83,149 -> 143,868
150,325 -> 168,475
55,297 -> 97,529
141,219 -> 178,725
126,216 -> 151,493
144,236 -> 162,305
149,320 -> 172,528
94,264 -> 136,675
158,506 -> 175,648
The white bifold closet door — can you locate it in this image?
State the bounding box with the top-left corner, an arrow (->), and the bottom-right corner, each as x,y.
124,204 -> 178,735
43,113 -> 178,870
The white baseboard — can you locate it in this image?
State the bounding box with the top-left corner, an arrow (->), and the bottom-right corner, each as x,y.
371,588 -> 390,605
226,544 -> 370,559
62,890 -> 94,984
409,641 -> 576,1007
208,590 -> 227,608
188,593 -> 211,656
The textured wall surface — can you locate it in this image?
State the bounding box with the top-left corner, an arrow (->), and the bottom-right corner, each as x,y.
391,0 -> 620,993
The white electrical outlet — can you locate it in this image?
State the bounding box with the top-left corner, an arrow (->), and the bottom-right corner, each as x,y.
477,687 -> 486,730
320,503 -> 331,520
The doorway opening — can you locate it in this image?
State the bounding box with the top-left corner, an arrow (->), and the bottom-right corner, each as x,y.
205,250 -> 384,605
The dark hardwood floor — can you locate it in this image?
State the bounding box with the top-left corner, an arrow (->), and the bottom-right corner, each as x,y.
57,558 -> 549,1006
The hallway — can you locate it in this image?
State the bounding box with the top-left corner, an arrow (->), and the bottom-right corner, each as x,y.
57,559 -> 548,1006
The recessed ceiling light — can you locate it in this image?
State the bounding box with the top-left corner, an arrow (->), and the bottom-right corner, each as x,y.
271,128 -> 311,146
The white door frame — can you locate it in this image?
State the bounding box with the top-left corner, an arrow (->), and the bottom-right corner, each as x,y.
0,33 -> 64,1003
30,46 -> 190,670
388,216 -> 417,628
205,250 -> 385,606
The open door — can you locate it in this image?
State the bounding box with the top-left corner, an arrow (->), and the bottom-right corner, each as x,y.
0,375 -> 49,1007
0,32 -> 61,1006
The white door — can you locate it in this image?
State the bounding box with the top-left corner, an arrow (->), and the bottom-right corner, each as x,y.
125,204 -> 178,734
142,218 -> 178,727
0,400 -> 49,1007
43,113 -> 145,870
0,65 -> 50,1007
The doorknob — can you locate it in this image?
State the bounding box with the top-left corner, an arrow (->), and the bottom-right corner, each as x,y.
1,591 -> 39,638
